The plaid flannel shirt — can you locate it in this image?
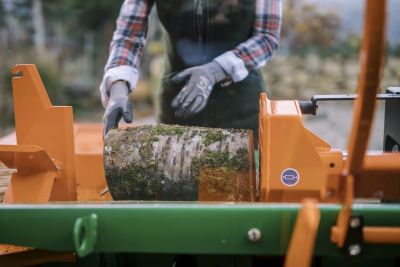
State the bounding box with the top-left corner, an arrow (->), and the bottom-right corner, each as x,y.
100,0 -> 282,107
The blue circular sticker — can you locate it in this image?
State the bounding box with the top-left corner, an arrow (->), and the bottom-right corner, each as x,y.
281,168 -> 300,187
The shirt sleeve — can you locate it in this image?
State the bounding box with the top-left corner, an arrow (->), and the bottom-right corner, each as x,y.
100,0 -> 154,107
214,0 -> 282,82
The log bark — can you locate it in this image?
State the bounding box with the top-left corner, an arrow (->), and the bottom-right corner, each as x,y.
0,162 -> 13,202
104,124 -> 255,201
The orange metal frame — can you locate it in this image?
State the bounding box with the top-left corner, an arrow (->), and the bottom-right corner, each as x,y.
3,64 -> 76,202
1,64 -> 110,203
331,0 -> 400,248
264,1 -> 400,264
284,199 -> 320,267
0,65 -> 110,262
258,94 -> 343,203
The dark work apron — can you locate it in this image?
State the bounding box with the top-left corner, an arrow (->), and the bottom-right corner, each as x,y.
155,0 -> 266,139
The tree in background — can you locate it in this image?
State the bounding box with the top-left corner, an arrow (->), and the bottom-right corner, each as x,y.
0,0 -> 120,132
0,0 -> 399,132
0,1 -> 4,26
32,0 -> 46,57
36,1 -> 121,79
332,32 -> 361,89
274,0 -> 343,96
391,44 -> 400,57
284,2 -> 341,57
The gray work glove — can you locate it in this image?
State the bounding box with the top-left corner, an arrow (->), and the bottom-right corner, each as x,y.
103,81 -> 133,137
171,61 -> 227,119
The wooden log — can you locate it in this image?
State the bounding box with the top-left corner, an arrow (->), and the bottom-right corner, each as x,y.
0,162 -> 13,202
104,124 -> 255,201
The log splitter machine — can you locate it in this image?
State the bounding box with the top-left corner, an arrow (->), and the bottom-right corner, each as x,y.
0,0 -> 399,266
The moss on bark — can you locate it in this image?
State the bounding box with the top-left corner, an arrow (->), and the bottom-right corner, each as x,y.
104,124 -> 254,201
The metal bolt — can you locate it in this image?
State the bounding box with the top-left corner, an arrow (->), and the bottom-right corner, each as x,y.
350,217 -> 361,228
248,228 -> 262,242
348,244 -> 361,256
393,145 -> 399,153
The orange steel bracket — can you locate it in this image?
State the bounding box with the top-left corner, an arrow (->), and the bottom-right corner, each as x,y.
363,227 -> 400,244
345,0 -> 387,173
73,124 -> 111,201
331,0 -> 386,248
0,145 -> 59,203
330,174 -> 354,247
258,94 -> 343,202
5,64 -> 77,202
284,199 -> 320,267
331,0 -> 400,247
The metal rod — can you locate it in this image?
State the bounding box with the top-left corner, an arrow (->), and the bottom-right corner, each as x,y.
299,93 -> 400,115
364,227 -> 400,244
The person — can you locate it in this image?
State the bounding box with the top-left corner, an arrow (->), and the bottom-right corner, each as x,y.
101,0 -> 282,140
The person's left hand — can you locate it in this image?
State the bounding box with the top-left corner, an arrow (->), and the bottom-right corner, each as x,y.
171,61 -> 226,119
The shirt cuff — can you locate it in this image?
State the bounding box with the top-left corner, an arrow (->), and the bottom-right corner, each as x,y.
214,51 -> 249,83
100,65 -> 139,108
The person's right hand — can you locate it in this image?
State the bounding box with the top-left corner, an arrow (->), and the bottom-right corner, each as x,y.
103,81 -> 133,137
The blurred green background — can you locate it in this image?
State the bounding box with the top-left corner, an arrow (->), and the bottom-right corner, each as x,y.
0,0 -> 399,140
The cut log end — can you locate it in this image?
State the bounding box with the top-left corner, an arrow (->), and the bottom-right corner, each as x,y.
104,124 -> 255,201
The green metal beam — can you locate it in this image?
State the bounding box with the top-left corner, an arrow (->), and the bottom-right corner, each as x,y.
0,202 -> 399,256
